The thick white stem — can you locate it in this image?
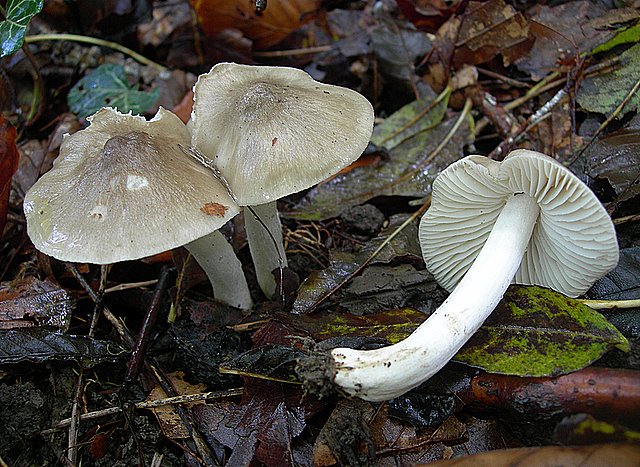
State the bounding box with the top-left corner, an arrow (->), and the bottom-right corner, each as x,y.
332,194 -> 540,401
245,201 -> 288,299
185,230 -> 253,310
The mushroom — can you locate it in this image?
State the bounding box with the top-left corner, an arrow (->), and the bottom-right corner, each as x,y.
23,107 -> 253,310
190,62 -> 374,298
328,149 -> 619,401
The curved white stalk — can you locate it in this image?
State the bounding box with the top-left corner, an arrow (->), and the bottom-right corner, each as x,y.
244,201 -> 288,299
185,230 -> 253,310
331,193 -> 541,401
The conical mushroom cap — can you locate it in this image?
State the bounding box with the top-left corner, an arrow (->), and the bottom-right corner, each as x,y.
24,107 -> 239,264
419,150 -> 619,297
190,62 -> 375,206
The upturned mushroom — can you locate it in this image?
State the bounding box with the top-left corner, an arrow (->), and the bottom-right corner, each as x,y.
327,149 -> 619,401
189,62 -> 375,298
24,107 -> 253,310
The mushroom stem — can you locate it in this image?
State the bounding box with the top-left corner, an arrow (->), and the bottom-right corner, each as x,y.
244,201 -> 288,299
185,230 -> 253,310
331,193 -> 540,401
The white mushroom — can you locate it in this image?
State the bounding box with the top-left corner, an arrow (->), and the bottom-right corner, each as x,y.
23,107 -> 253,310
329,150 -> 619,401
190,62 -> 374,298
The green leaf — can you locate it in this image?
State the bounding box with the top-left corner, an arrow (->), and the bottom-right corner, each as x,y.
592,22 -> 640,55
576,43 -> 640,116
455,285 -> 630,376
67,63 -> 160,119
0,0 -> 43,57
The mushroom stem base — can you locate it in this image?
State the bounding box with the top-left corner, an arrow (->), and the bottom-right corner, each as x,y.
185,230 -> 253,310
331,193 -> 540,401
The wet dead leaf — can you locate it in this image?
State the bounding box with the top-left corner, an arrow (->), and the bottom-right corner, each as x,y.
287,107 -> 471,221
577,42 -> 640,116
421,444 -> 640,466
194,381 -> 318,467
519,1 -> 614,80
455,285 -> 630,376
585,127 -> 640,205
0,328 -> 127,365
553,413 -> 640,446
0,277 -> 74,330
452,0 -> 532,68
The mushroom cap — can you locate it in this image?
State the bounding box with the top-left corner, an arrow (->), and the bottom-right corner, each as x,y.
190,62 -> 375,206
419,149 -> 619,297
24,107 -> 239,264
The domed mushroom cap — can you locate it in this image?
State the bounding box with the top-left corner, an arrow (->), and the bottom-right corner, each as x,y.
24,107 -> 239,264
190,62 -> 375,206
419,149 -> 619,297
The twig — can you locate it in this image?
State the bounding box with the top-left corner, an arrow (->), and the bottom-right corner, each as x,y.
42,388 -> 244,433
305,197 -> 431,313
568,77 -> 640,167
25,33 -> 167,71
104,279 -> 159,294
614,213 -> 640,225
124,266 -> 176,385
577,298 -> 640,310
253,45 -> 331,57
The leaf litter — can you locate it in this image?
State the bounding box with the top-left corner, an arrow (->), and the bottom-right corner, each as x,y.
2,0 -> 640,465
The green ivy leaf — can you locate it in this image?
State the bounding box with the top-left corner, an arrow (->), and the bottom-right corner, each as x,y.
455,285 -> 630,376
67,63 -> 160,118
0,0 -> 44,57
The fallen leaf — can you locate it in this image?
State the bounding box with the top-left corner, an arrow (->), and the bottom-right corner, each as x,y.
577,43 -> 640,116
585,127 -> 640,205
147,371 -> 207,439
455,285 -> 630,376
0,328 -> 128,365
194,382 -> 317,467
420,443 -> 640,466
0,116 -> 19,236
553,413 -> 640,446
0,277 -> 74,330
192,0 -> 318,50
452,0 -> 532,68
287,102 -> 470,221
519,1 -> 614,80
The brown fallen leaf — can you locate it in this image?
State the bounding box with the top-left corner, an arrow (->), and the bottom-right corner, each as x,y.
452,0 -> 533,68
146,371 -> 208,440
420,444 -> 640,467
0,116 -> 18,237
192,0 -> 318,50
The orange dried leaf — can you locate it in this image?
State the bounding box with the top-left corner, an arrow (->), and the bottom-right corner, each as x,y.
192,0 -> 318,50
0,116 -> 19,237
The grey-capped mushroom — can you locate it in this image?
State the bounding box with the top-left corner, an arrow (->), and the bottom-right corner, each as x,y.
24,107 -> 253,310
328,149 -> 619,401
190,62 -> 375,298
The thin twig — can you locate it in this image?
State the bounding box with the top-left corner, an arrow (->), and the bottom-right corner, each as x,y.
305,197 -> 431,313
252,45 -> 332,57
42,388 -> 244,433
25,33 -> 167,71
105,279 -> 159,294
124,267 -> 176,385
568,77 -> 640,167
578,298 -> 640,310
